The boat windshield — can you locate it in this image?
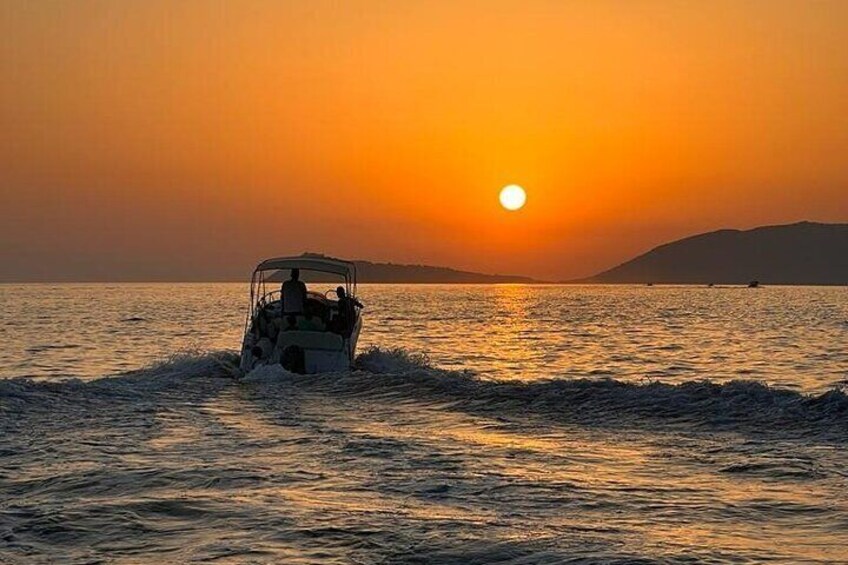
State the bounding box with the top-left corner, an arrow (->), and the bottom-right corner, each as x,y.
262,269 -> 349,300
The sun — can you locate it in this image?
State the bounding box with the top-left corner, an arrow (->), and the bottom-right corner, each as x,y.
499,184 -> 526,211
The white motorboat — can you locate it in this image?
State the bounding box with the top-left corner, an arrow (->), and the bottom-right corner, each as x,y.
239,256 -> 362,374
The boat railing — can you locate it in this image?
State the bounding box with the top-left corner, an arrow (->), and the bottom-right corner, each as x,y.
255,290 -> 282,312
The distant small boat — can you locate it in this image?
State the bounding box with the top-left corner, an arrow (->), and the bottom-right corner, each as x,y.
239,256 -> 362,374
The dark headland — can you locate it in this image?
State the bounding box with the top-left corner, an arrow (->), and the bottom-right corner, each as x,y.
279,254 -> 542,284
584,221 -> 847,285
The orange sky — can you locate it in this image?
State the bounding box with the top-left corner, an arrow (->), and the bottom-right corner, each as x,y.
1,0 -> 847,281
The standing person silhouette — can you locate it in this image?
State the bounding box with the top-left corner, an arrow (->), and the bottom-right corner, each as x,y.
281,268 -> 307,315
333,286 -> 363,337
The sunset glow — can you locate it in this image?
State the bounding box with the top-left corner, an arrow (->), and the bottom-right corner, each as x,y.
1,1 -> 846,281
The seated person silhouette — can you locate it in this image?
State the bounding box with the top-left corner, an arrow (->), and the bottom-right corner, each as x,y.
281,268 -> 307,315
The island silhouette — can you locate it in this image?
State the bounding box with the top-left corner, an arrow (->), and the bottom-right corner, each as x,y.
585,221 -> 847,285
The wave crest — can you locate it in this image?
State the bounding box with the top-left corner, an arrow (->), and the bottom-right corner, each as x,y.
341,347 -> 848,439
355,346 -> 432,373
0,351 -> 239,415
3,348 -> 845,440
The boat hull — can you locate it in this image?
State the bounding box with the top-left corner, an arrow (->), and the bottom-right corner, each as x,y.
240,317 -> 361,374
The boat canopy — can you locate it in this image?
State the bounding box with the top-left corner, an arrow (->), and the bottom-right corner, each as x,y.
255,256 -> 355,279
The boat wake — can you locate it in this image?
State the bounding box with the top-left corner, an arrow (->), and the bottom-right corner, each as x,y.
7,347 -> 843,441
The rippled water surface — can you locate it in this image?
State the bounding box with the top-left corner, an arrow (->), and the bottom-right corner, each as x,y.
1,284 -> 847,563
2,283 -> 846,390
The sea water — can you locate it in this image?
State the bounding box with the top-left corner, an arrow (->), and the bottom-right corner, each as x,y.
1,284 -> 846,563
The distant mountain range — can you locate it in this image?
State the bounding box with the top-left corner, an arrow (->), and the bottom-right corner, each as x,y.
281,254 -> 541,284
586,221 -> 847,285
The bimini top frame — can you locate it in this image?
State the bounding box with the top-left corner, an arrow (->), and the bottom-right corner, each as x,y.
247,256 -> 358,325
255,256 -> 356,279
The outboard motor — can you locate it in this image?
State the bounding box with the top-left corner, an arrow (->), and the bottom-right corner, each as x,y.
281,345 -> 306,374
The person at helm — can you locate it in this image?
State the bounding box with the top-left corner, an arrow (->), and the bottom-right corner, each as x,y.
282,268 -> 307,315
